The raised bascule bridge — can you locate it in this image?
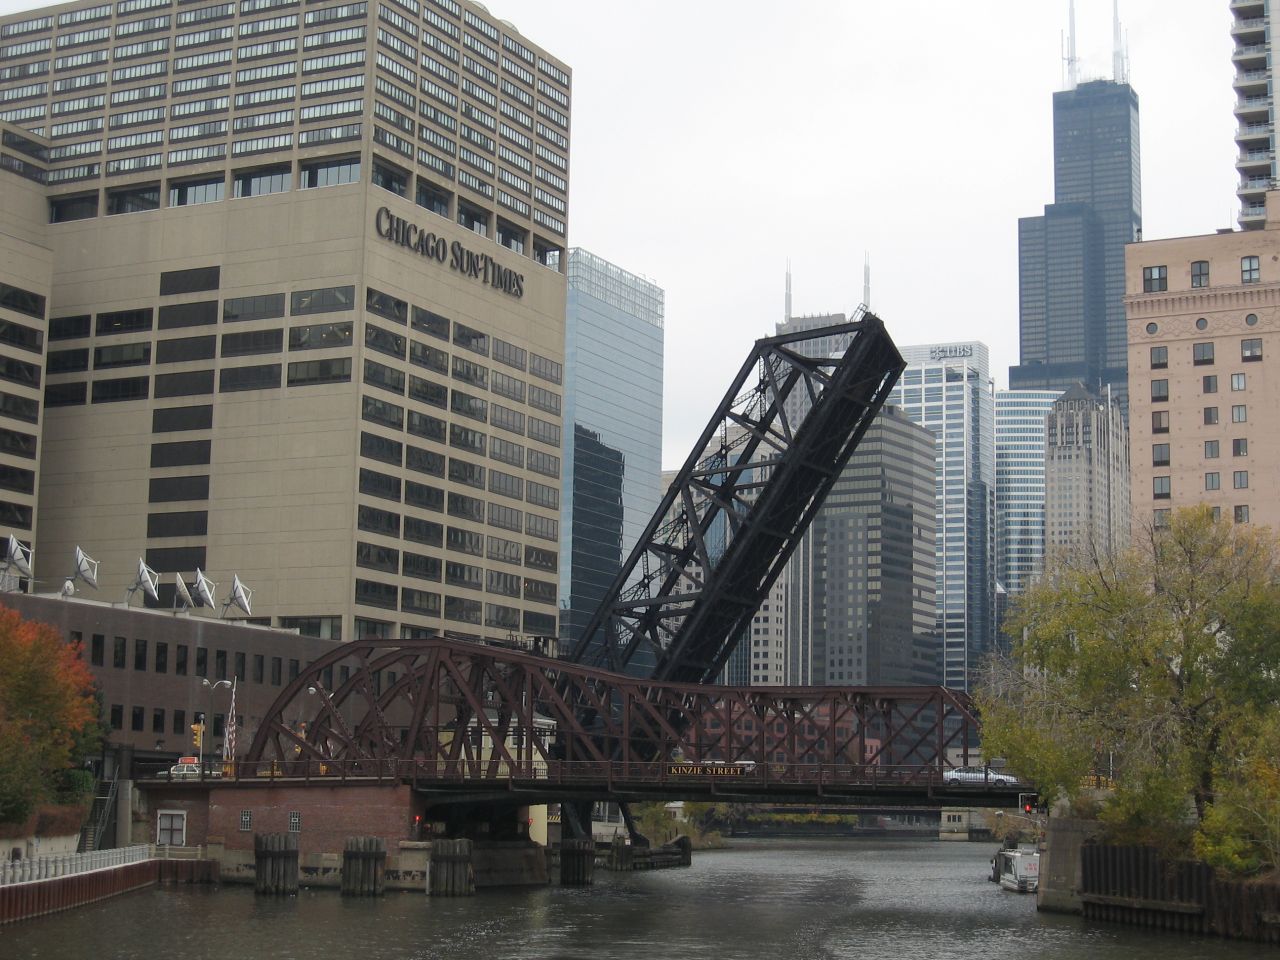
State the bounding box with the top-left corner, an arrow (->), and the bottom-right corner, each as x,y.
239,311 -> 1016,835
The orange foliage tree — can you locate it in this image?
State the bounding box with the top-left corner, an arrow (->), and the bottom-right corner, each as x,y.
0,605 -> 99,825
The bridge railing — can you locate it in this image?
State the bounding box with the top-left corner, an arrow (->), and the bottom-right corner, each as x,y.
136,757 -> 1010,792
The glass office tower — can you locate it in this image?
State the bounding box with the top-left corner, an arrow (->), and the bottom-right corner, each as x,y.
889,343 -> 995,693
559,249 -> 663,649
994,389 -> 1061,637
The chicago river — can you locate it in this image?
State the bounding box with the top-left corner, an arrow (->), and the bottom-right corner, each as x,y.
5,839 -> 1274,959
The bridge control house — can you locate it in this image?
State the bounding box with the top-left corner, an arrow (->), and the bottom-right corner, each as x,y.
0,0 -> 571,649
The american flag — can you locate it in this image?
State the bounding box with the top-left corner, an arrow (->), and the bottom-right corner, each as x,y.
224,678 -> 237,762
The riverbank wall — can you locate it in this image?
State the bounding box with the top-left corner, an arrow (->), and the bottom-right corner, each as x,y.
0,856 -> 216,925
1080,844 -> 1280,943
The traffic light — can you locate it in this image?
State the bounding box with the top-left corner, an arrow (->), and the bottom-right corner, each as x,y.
191,722 -> 204,748
1018,792 -> 1039,815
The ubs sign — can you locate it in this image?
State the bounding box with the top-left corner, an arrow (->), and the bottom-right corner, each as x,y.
928,344 -> 974,361
374,206 -> 525,299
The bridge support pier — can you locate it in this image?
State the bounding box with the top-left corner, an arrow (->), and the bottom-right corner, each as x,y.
429,839 -> 474,896
254,833 -> 298,895
559,838 -> 595,886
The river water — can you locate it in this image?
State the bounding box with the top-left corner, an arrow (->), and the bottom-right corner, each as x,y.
4,839 -> 1272,959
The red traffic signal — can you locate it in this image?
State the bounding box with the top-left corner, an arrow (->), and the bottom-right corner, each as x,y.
1018,792 -> 1039,815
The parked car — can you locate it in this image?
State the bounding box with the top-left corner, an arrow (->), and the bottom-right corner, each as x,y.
942,765 -> 1018,786
159,762 -> 221,780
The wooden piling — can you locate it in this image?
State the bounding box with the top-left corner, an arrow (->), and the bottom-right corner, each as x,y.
428,839 -> 474,896
341,837 -> 386,897
559,838 -> 595,886
254,833 -> 299,895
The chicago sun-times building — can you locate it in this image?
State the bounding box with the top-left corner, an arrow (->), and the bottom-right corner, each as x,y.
0,0 -> 571,646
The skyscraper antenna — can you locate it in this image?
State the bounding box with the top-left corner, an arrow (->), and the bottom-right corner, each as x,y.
1112,0 -> 1126,83
1065,0 -> 1079,89
785,259 -> 792,321
863,252 -> 871,311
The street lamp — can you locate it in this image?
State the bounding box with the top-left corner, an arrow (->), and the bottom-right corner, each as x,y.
201,678 -> 231,775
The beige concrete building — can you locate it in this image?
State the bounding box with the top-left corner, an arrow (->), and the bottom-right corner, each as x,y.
1126,192 -> 1279,533
1044,383 -> 1129,559
0,0 -> 571,644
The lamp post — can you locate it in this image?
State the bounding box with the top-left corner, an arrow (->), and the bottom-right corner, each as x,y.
201,678 -> 231,775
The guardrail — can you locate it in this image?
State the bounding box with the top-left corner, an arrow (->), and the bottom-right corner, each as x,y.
0,843 -> 152,887
137,758 -> 1028,795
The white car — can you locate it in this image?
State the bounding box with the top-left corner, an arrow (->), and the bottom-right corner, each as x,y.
942,765 -> 1018,786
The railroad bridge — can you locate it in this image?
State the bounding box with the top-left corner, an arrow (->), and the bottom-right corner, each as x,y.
229,636 -> 1020,811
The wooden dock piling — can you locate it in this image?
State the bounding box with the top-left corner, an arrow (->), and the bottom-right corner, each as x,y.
341,837 -> 386,897
253,833 -> 298,895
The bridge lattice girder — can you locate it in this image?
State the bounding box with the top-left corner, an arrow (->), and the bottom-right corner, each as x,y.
243,637 -> 976,781
567,310 -> 904,684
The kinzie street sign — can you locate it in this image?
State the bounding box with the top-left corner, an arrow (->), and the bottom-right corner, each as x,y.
374,206 -> 525,299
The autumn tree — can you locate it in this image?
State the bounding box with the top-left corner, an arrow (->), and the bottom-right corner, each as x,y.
977,507 -> 1280,851
0,605 -> 100,824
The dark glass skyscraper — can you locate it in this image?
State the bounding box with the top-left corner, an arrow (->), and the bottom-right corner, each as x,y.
1010,79 -> 1141,408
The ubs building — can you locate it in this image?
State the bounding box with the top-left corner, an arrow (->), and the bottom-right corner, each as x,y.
0,0 -> 571,645
888,342 -> 995,693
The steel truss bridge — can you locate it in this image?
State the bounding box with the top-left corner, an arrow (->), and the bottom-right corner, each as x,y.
240,314 -> 1018,812
239,637 -> 1016,808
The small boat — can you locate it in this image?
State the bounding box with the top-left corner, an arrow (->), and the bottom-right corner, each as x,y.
994,847 -> 1040,893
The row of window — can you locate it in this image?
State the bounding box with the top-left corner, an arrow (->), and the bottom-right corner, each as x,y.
1151,438 -> 1248,466
1148,339 -> 1263,371
1154,505 -> 1250,526
1151,406 -> 1251,431
88,630 -> 300,685
1152,472 -> 1250,498
1142,257 -> 1261,292
350,578 -> 554,631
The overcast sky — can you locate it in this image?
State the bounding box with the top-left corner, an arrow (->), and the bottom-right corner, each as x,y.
0,0 -> 1240,468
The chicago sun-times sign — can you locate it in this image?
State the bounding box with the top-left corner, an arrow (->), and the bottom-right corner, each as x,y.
374,206 -> 525,299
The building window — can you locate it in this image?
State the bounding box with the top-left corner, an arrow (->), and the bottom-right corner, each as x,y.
1142,265 -> 1167,292
1231,373 -> 1246,391
288,811 -> 301,833
1246,313 -> 1259,327
1153,476 -> 1170,499
239,810 -> 252,832
233,164 -> 290,197
1191,260 -> 1209,288
1205,472 -> 1220,491
1204,407 -> 1219,426
1151,409 -> 1169,434
1203,375 -> 1217,394
416,179 -> 450,217
106,184 -> 160,215
300,156 -> 359,188
1235,505 -> 1250,524
169,176 -> 224,206
1242,338 -> 1263,362
1242,256 -> 1261,284
1195,317 -> 1209,331
1205,440 -> 1219,459
1234,470 -> 1249,489
1233,438 -> 1248,457
1151,444 -> 1169,467
1192,342 -> 1214,366
1232,404 -> 1247,424
1150,379 -> 1168,402
1149,345 -> 1167,369
371,160 -> 407,196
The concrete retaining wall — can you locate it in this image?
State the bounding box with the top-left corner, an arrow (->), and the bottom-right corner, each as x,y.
1038,817 -> 1100,914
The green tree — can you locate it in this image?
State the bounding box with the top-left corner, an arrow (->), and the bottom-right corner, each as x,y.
978,507 -> 1280,848
1194,706 -> 1280,875
0,605 -> 100,824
